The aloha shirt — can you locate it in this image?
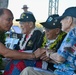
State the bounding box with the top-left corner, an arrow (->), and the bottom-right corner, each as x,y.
54,27 -> 76,75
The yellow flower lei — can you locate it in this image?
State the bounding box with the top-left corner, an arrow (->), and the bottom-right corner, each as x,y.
49,31 -> 66,51
41,35 -> 47,48
41,31 -> 67,52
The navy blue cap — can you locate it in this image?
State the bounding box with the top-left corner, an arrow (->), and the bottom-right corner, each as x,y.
40,14 -> 62,29
57,7 -> 76,20
16,13 -> 36,22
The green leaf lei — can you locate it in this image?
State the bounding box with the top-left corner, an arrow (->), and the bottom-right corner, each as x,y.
41,35 -> 47,48
41,31 -> 67,52
0,31 -> 6,74
49,31 -> 66,51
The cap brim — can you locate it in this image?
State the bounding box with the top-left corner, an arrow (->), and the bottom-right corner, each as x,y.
40,22 -> 46,27
40,22 -> 51,29
16,19 -> 27,22
16,19 -> 36,22
40,22 -> 46,25
56,15 -> 66,21
16,19 -> 22,21
22,7 -> 28,9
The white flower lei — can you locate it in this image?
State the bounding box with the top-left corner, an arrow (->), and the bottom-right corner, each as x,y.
19,28 -> 36,50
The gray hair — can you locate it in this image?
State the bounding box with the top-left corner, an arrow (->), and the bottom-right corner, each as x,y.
72,17 -> 76,25
64,16 -> 76,26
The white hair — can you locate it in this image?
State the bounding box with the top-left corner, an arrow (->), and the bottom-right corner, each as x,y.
72,17 -> 76,25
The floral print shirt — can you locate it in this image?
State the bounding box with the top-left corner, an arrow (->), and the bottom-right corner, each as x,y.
54,27 -> 76,75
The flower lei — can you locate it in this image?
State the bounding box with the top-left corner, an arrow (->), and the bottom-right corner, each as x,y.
41,31 -> 66,52
49,31 -> 66,51
41,35 -> 47,48
19,28 -> 36,50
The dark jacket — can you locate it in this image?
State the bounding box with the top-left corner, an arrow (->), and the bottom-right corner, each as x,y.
47,31 -> 67,71
14,29 -> 43,51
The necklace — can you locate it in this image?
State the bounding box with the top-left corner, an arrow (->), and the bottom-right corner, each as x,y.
49,31 -> 66,51
41,31 -> 67,51
19,28 -> 36,50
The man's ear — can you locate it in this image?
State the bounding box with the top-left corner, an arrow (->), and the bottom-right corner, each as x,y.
29,22 -> 33,28
67,16 -> 73,25
55,28 -> 60,34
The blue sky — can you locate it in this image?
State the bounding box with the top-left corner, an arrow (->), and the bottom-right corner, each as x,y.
8,0 -> 76,21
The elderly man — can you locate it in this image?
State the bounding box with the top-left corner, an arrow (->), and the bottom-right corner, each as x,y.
20,7 -> 76,75
20,13 -> 67,75
0,8 -> 45,75
3,12 -> 45,75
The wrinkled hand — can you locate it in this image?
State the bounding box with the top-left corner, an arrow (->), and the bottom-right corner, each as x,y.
33,48 -> 46,59
46,49 -> 63,63
40,52 -> 51,62
50,53 -> 65,63
46,49 -> 55,57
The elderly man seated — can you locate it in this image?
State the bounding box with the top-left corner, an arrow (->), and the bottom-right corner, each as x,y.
20,13 -> 67,75
20,7 -> 76,75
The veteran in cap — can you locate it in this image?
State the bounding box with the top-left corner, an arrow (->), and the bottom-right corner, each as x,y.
4,13 -> 44,75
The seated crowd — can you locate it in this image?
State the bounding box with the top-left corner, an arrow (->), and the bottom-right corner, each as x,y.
0,6 -> 76,75
20,7 -> 76,75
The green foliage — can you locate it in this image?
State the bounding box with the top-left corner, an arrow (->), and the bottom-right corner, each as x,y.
41,31 -> 66,52
0,57 -> 2,65
0,31 -> 6,73
0,71 -> 2,75
0,56 -> 3,74
49,31 -> 66,51
0,31 -> 6,44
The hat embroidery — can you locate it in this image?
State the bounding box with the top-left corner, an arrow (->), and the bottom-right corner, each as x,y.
26,16 -> 28,18
47,17 -> 53,22
55,19 -> 57,22
53,19 -> 57,25
53,23 -> 55,25
27,40 -> 33,47
21,14 -> 26,19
